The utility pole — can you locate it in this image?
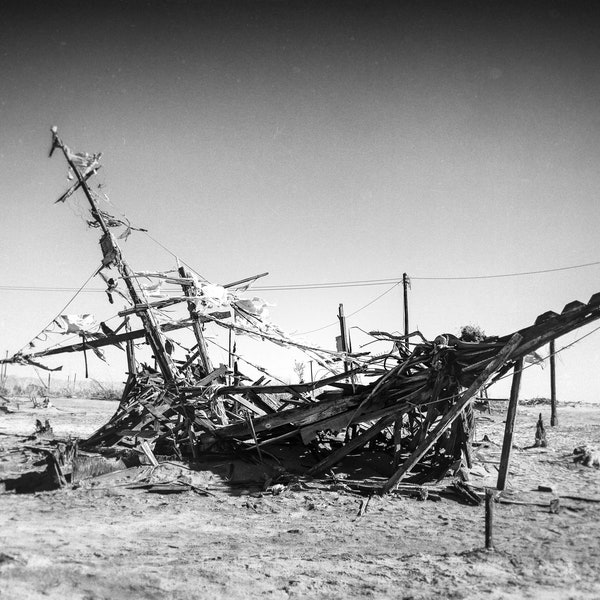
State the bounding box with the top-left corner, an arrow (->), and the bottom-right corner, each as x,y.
550,340 -> 558,426
337,303 -> 350,374
402,273 -> 410,352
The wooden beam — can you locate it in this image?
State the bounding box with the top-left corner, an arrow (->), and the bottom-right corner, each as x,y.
226,394 -> 266,417
381,333 -> 522,494
497,358 -> 523,490
211,367 -> 365,399
307,410 -> 406,476
178,265 -> 213,376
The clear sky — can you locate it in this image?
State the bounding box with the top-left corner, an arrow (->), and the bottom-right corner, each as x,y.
2,1 -> 600,402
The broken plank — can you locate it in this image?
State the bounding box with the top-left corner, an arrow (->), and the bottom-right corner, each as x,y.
307,412 -> 402,476
226,393 -> 266,417
139,439 -> 159,467
212,367 -> 366,399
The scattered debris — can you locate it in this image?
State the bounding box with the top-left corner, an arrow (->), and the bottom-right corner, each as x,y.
573,445 -> 600,468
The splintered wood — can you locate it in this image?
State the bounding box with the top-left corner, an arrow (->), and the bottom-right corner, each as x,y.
79,290 -> 600,492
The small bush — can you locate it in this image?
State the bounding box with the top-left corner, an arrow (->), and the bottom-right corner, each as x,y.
459,324 -> 486,342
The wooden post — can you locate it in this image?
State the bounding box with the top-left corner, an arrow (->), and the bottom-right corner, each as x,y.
497,358 -> 523,491
549,340 -> 558,426
178,265 -> 212,377
485,488 -> 495,550
402,273 -> 410,352
81,332 -> 89,378
125,318 -> 136,375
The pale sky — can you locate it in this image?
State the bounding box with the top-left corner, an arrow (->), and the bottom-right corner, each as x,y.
2,1 -> 600,402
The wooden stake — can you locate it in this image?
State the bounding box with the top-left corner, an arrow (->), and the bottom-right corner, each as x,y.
485,488 -> 495,550
550,340 -> 558,426
497,358 -> 523,490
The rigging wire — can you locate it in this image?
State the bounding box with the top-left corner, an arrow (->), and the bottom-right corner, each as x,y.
15,267 -> 101,355
141,231 -> 210,284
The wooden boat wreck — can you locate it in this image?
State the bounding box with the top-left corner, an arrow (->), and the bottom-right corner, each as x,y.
3,128 -> 600,494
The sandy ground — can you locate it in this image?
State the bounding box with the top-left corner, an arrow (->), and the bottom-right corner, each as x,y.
0,397 -> 599,600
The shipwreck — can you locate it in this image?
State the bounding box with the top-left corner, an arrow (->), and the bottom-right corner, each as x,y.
3,128 -> 600,495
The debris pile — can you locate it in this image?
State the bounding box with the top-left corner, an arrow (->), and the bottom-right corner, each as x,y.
4,128 -> 600,494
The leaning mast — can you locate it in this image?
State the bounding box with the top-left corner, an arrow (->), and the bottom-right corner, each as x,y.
49,127 -> 177,384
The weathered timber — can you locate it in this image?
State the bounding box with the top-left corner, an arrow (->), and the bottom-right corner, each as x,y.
485,488 -> 495,550
210,367 -> 366,400
497,358 -> 523,490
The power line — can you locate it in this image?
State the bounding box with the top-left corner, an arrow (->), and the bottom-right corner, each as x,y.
297,282 -> 401,335
411,259 -> 600,281
0,286 -> 104,293
2,258 -> 600,294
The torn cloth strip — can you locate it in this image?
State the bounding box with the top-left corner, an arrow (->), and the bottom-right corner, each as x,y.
54,314 -> 98,335
100,232 -> 120,267
233,297 -> 272,319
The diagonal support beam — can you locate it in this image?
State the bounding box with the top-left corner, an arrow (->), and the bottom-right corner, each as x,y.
307,408 -> 410,476
496,358 -> 523,490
